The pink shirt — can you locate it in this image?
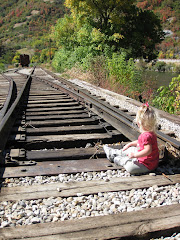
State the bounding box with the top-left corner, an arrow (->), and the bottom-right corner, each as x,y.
137,131 -> 159,170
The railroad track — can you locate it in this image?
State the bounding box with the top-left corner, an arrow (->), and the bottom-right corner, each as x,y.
0,69 -> 31,122
0,74 -> 10,112
0,67 -> 180,239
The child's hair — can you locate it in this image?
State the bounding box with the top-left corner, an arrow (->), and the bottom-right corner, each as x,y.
135,103 -> 157,132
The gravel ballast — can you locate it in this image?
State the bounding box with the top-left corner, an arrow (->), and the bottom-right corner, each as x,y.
1,70 -> 180,239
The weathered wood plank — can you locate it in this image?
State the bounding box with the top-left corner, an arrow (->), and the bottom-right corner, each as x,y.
27,99 -> 73,104
0,204 -> 180,239
28,95 -> 69,100
1,174 -> 179,201
24,132 -> 120,142
11,125 -> 104,135
25,110 -> 86,116
25,105 -> 84,112
26,125 -> 104,135
25,113 -> 90,120
28,97 -> 71,102
28,92 -> 65,96
14,118 -> 98,127
1,158 -> 118,178
26,147 -> 104,160
26,102 -> 79,108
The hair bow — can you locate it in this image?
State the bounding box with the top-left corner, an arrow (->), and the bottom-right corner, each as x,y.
143,102 -> 149,108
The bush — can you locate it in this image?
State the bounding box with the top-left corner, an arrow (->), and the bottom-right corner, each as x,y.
0,63 -> 5,73
88,55 -> 108,86
52,48 -> 71,72
107,52 -> 143,99
31,54 -> 40,64
153,61 -> 166,72
152,75 -> 180,114
66,46 -> 91,68
12,52 -> 20,64
81,52 -> 96,70
40,49 -> 48,63
174,65 -> 180,73
52,46 -> 98,72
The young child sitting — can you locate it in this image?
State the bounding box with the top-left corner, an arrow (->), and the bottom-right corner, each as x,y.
103,103 -> 159,174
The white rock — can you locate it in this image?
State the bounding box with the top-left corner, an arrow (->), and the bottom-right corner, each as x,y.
77,193 -> 83,197
1,221 -> 10,227
31,217 -> 41,224
52,216 -> 58,222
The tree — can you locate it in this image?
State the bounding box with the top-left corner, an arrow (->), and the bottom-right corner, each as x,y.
12,52 -> 20,65
0,41 -> 3,58
64,0 -> 164,60
53,15 -> 77,49
153,75 -> 180,114
65,0 -> 135,33
119,8 -> 164,60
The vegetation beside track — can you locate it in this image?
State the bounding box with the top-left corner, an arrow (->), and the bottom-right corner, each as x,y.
49,0 -> 179,115
0,0 -> 179,114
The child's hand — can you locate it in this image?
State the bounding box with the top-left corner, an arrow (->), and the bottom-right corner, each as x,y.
128,152 -> 136,158
123,145 -> 129,151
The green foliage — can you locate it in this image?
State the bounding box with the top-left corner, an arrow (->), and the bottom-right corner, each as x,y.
31,54 -> 40,64
79,52 -> 96,70
52,16 -> 108,54
0,63 -> 5,73
87,55 -> 108,85
0,0 -> 65,64
40,49 -> 48,63
0,45 -> 16,64
151,61 -> 180,73
136,0 -> 180,59
152,75 -> 180,114
64,0 -> 164,61
107,52 -> 143,98
52,45 -> 98,72
68,46 -> 92,66
12,52 -> 20,64
32,39 -> 46,51
153,61 -> 166,72
1,0 -> 179,66
52,48 -> 71,72
65,0 -> 135,32
53,15 -> 77,50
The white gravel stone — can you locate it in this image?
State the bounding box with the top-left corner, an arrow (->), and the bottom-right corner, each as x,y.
31,217 -> 41,224
2,184 -> 179,227
1,69 -> 179,240
69,78 -> 180,139
1,221 -> 10,228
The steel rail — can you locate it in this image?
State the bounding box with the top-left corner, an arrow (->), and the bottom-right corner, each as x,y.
0,67 -> 35,164
0,75 -> 16,122
0,67 -> 179,240
38,69 -> 180,150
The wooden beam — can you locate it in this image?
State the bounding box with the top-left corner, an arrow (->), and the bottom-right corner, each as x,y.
0,204 -> 180,239
1,158 -> 119,178
1,174 -> 179,201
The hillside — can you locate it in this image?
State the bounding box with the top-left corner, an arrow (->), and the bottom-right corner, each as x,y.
0,0 -> 179,65
0,0 -> 65,44
0,0 -> 65,63
136,0 -> 180,59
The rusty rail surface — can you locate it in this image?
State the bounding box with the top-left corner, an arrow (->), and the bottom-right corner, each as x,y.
41,68 -> 180,151
0,73 -> 18,121
0,67 -> 35,162
0,67 -> 179,169
0,67 -> 180,240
